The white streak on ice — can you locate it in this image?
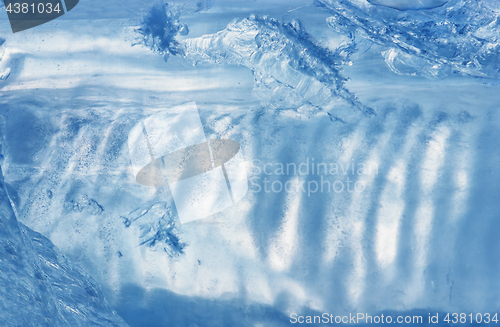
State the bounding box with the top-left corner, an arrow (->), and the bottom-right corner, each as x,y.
375,161 -> 406,269
409,125 -> 450,302
267,183 -> 301,272
346,116 -> 398,305
374,121 -> 421,278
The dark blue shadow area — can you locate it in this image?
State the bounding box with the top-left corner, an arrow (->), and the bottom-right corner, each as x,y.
113,283 -> 292,327
113,286 -> 489,327
1,105 -> 53,164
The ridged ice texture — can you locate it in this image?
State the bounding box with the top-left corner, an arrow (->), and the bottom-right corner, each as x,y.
183,16 -> 374,117
319,0 -> 500,79
0,165 -> 127,327
137,6 -> 374,119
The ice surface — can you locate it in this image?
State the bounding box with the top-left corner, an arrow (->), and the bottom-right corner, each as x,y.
0,162 -> 127,326
121,202 -> 185,256
320,0 -> 500,79
0,0 -> 499,326
137,5 -> 375,121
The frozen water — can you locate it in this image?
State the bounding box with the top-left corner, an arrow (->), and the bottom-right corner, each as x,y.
0,0 -> 499,326
0,163 -> 127,326
137,5 -> 375,120
320,0 -> 500,79
121,202 -> 185,256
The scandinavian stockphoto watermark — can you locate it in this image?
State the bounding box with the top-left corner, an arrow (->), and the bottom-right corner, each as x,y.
250,158 -> 378,196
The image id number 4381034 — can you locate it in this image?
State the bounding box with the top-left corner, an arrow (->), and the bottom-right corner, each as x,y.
443,313 -> 498,324
5,2 -> 62,14
3,0 -> 79,33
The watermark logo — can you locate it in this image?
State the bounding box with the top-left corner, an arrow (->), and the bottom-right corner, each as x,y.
250,158 -> 378,196
4,0 -> 79,33
128,102 -> 248,224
